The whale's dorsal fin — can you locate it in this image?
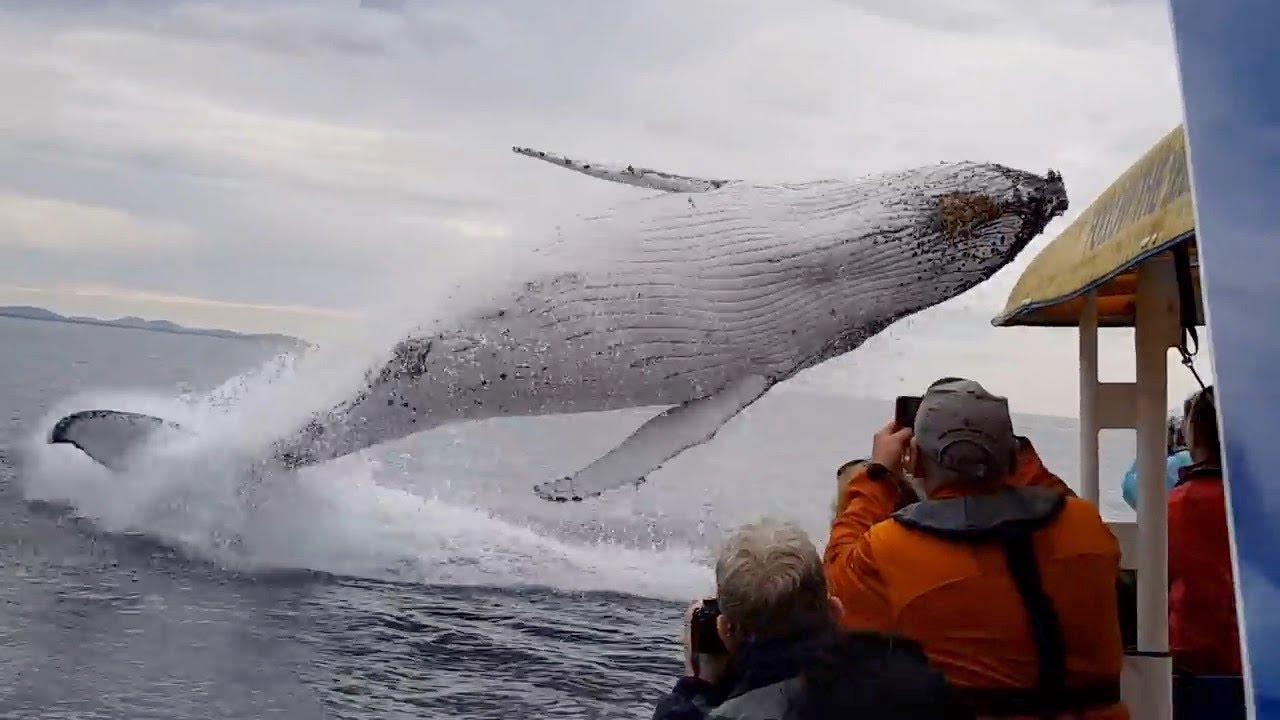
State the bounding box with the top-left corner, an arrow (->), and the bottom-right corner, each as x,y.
512,145 -> 733,193
533,374 -> 770,502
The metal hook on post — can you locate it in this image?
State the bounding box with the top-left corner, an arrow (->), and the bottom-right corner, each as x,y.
1179,347 -> 1206,391
1172,241 -> 1207,391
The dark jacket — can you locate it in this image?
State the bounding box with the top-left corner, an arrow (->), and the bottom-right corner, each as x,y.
653,630 -> 952,720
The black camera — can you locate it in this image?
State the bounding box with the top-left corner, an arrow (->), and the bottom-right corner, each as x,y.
690,598 -> 727,656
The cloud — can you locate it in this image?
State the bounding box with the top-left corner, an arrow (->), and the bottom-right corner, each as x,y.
0,192 -> 191,253
0,0 -> 1188,413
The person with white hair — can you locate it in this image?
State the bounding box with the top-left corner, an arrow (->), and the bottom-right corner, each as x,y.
654,518 -> 950,720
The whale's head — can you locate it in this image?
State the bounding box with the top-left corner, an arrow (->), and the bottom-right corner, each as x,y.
853,162 -> 1068,312
801,162 -> 1067,367
934,163 -> 1068,268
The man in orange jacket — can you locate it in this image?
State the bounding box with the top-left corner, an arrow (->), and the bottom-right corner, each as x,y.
825,379 -> 1127,719
833,434 -> 1074,519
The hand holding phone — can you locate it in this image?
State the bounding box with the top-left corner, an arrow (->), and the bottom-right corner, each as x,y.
894,395 -> 923,430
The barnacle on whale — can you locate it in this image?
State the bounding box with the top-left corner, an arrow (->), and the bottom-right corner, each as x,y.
938,193 -> 1004,240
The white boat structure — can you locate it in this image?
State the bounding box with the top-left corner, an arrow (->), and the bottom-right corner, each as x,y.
991,126 -> 1236,719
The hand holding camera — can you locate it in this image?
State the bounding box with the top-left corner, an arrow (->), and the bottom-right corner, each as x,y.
682,598 -> 731,684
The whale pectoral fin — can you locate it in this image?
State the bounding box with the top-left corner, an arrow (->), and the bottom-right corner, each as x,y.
49,409 -> 190,471
511,145 -> 732,194
533,374 -> 771,502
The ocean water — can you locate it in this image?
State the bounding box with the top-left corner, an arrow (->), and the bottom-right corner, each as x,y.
0,315 -> 1137,719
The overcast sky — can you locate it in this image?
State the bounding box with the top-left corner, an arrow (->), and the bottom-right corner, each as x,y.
0,0 -> 1211,416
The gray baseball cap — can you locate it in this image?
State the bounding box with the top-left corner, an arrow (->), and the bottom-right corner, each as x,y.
914,379 -> 1017,483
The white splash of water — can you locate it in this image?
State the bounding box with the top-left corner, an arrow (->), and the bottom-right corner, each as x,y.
15,241 -> 718,603
14,329 -> 1136,604
17,353 -> 713,602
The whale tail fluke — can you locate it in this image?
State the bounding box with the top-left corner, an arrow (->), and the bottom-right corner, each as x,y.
49,409 -> 190,471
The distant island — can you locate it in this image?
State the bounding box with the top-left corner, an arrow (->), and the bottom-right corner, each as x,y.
0,305 -> 304,345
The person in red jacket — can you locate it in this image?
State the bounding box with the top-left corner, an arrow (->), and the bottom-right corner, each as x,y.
1168,385 -> 1243,676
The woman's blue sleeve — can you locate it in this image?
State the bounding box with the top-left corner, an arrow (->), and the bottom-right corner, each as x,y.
1122,460 -> 1139,510
1122,451 -> 1191,511
1166,449 -> 1193,488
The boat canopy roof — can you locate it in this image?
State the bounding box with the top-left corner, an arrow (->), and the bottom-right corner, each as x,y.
992,126 -> 1202,328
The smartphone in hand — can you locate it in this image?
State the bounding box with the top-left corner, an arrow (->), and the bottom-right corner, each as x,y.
894,395 -> 922,430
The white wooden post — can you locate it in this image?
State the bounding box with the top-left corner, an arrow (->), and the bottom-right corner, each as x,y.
1131,253 -> 1179,720
1079,291 -> 1101,504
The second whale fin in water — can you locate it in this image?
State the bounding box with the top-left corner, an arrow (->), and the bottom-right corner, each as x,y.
49,409 -> 190,471
511,145 -> 733,194
533,374 -> 771,502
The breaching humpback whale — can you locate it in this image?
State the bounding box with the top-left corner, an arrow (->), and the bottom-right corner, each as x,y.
49,145 -> 1068,501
